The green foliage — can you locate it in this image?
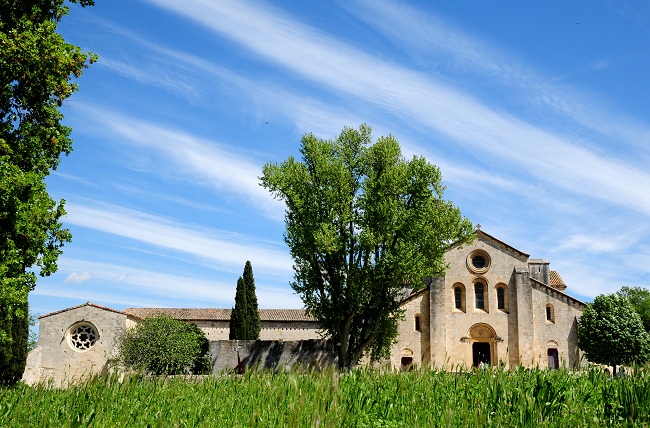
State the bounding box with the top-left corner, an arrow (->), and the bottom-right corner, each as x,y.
3,367 -> 650,426
617,286 -> 650,333
0,0 -> 95,384
118,316 -> 211,375
578,294 -> 650,372
229,261 -> 260,340
243,261 -> 261,339
261,124 -> 474,369
0,301 -> 28,385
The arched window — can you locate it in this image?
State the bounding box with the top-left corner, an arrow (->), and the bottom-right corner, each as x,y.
415,315 -> 421,332
546,304 -> 555,323
497,287 -> 505,310
475,282 -> 485,310
453,284 -> 466,312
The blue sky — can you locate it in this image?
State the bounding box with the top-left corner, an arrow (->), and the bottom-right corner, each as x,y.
31,0 -> 650,316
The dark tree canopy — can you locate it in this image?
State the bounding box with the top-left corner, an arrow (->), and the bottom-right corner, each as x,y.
118,316 -> 211,375
578,294 -> 650,374
616,286 -> 650,333
260,124 -> 473,369
229,261 -> 260,340
0,0 -> 95,384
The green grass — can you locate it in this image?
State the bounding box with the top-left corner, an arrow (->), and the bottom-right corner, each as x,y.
2,366 -> 649,427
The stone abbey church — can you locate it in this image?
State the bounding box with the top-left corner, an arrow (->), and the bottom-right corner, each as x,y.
23,229 -> 586,384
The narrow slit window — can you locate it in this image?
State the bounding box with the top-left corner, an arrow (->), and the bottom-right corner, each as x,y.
497,287 -> 505,310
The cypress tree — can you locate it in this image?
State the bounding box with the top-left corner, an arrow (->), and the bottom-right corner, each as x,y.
243,261 -> 261,340
229,277 -> 248,340
0,301 -> 29,385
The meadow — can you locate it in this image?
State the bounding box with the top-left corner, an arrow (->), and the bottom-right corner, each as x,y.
1,366 -> 649,427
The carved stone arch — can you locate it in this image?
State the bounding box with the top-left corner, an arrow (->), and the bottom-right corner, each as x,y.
468,323 -> 497,341
468,323 -> 498,367
401,348 -> 414,357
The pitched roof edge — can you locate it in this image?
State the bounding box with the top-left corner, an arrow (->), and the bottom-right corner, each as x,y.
39,302 -> 125,319
529,277 -> 586,308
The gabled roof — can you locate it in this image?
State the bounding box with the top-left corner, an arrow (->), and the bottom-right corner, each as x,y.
475,229 -> 530,258
39,302 -> 125,319
124,307 -> 316,322
446,228 -> 530,258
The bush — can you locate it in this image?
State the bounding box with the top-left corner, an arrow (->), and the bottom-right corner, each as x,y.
118,316 -> 211,375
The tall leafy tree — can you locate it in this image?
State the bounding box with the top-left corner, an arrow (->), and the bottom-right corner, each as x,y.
616,286 -> 650,333
243,261 -> 261,340
261,124 -> 473,369
229,261 -> 260,340
578,294 -> 650,374
0,0 -> 96,384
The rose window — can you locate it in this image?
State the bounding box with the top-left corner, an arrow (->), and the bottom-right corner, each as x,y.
69,323 -> 98,351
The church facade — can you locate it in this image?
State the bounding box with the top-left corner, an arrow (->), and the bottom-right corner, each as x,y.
23,230 -> 585,384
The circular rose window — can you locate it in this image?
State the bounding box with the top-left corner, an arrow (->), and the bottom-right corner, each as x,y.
67,322 -> 99,352
467,250 -> 491,274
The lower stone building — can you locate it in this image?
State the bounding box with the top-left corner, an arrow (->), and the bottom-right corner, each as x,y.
23,229 -> 585,384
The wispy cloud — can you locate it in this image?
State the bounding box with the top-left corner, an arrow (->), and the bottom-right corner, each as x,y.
141,0 -> 650,218
64,271 -> 92,284
346,0 -> 650,152
80,107 -> 284,220
64,202 -> 293,275
37,258 -> 303,308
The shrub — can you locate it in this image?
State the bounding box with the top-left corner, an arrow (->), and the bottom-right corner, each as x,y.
118,316 -> 211,375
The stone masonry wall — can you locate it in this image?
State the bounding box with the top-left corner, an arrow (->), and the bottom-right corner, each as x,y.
23,305 -> 126,385
209,339 -> 337,373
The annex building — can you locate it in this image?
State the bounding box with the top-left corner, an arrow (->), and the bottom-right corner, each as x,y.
23,229 -> 585,384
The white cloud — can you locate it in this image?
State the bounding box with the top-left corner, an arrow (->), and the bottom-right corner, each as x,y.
140,0 -> 650,217
64,202 -> 292,276
64,271 -> 92,284
36,258 -> 302,309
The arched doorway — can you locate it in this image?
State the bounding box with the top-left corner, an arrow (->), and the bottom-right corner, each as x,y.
468,323 -> 497,367
400,348 -> 414,372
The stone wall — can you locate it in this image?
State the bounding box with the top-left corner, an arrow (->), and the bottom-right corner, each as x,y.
23,303 -> 126,386
209,339 -> 337,373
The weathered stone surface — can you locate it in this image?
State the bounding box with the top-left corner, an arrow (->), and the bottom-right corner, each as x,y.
24,229 -> 586,383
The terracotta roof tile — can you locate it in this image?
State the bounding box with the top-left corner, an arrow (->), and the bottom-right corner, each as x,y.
550,271 -> 566,289
124,308 -> 315,322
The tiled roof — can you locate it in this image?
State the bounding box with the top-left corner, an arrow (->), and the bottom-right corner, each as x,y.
124,308 -> 315,322
550,271 -> 566,288
40,302 -> 125,319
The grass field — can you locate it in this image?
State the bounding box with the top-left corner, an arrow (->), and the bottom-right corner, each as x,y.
2,366 -> 649,427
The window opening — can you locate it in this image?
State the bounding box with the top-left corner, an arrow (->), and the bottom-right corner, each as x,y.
475,283 -> 485,310
497,287 -> 505,310
415,315 -> 421,332
454,287 -> 463,309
